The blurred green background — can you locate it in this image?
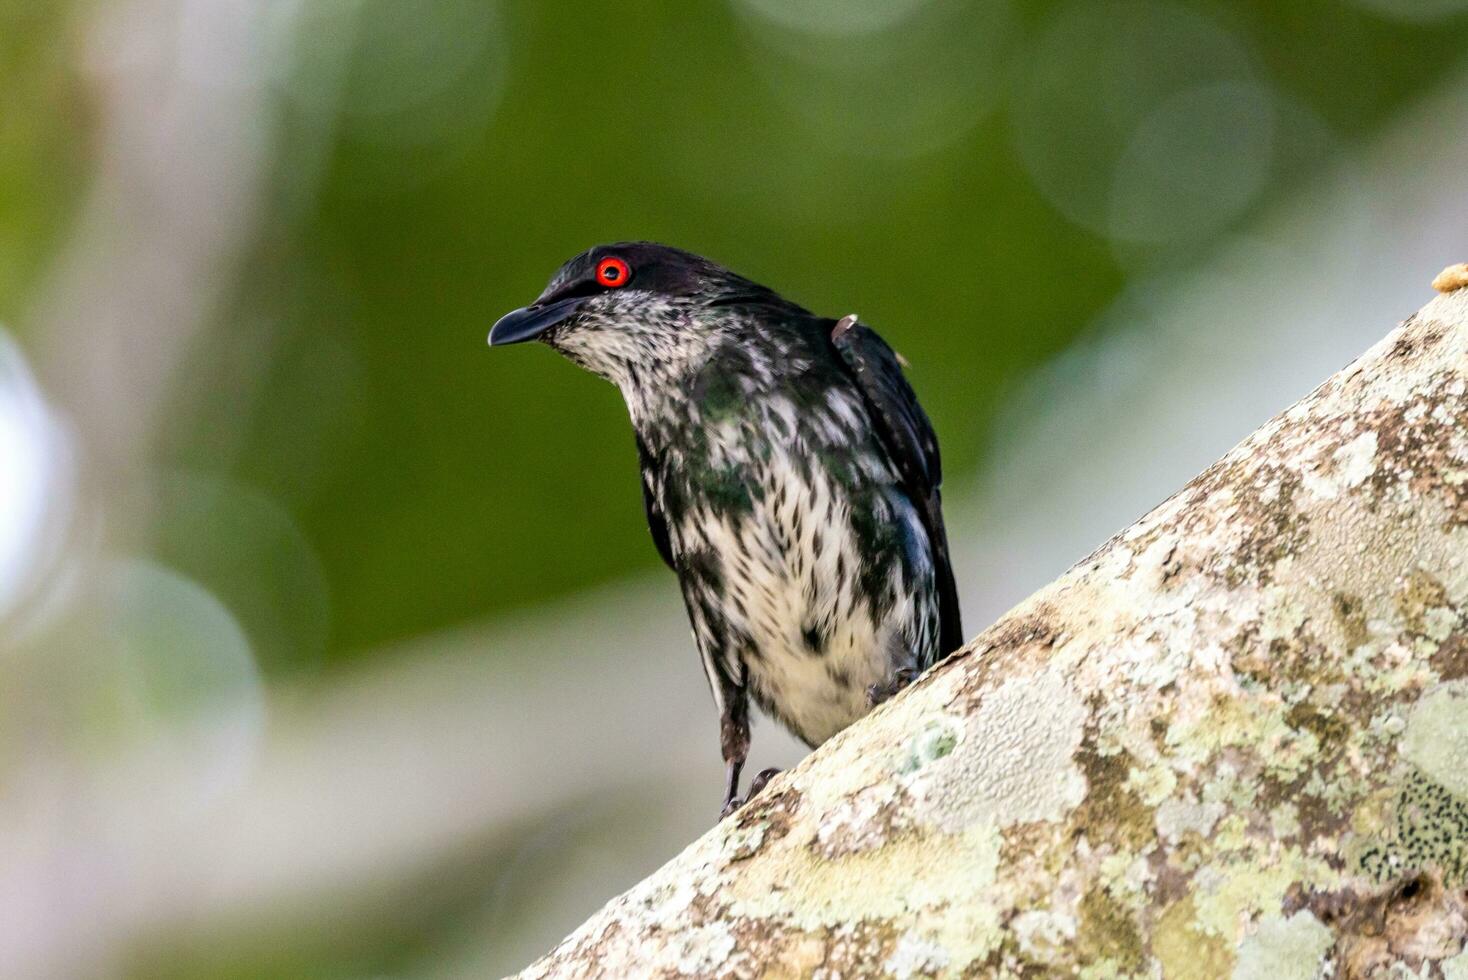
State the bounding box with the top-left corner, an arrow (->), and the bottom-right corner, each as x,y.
9,0 -> 1464,664
2,0 -> 1467,975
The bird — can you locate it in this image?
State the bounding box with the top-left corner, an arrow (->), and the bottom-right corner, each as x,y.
489,242 -> 962,818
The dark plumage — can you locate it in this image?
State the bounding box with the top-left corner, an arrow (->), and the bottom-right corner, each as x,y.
490,242 -> 962,818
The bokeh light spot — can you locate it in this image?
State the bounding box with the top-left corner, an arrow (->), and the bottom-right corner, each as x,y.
1347,0 -> 1468,22
731,0 -> 1013,159
1014,0 -> 1272,246
1108,80 -> 1276,245
151,471 -> 331,676
44,558 -> 267,802
0,330 -> 71,627
734,0 -> 937,35
268,0 -> 506,150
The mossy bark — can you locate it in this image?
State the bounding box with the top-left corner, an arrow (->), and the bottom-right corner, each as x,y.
523,286 -> 1468,980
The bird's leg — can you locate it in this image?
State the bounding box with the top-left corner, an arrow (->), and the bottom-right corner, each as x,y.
718,693 -> 751,819
866,664 -> 919,708
720,755 -> 745,819
713,676 -> 777,817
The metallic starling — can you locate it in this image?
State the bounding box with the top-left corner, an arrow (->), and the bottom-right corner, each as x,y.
490,243 -> 962,818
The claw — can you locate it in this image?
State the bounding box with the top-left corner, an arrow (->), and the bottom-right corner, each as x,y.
719,767 -> 784,819
867,666 -> 919,708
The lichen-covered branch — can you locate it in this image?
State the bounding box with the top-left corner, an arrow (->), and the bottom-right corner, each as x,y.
523,281 -> 1468,979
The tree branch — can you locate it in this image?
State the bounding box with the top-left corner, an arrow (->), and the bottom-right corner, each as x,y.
524,278 -> 1468,979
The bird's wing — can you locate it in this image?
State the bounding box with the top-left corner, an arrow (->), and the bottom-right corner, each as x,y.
636,435 -> 676,570
829,316 -> 963,657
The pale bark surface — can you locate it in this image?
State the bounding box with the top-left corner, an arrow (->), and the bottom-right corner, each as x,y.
522,286 -> 1468,979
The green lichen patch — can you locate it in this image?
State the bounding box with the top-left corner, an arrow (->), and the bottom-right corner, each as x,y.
1332,592 -> 1370,651
996,820 -> 1065,891
971,930 -> 1062,979
1284,701 -> 1351,759
1152,897 -> 1235,980
1232,911 -> 1333,980
1072,741 -> 1154,851
908,664 -> 1088,835
895,717 -> 961,775
1353,769 -> 1468,886
721,788 -> 806,863
1397,570 -> 1454,636
1400,682 -> 1468,798
1076,886 -> 1145,974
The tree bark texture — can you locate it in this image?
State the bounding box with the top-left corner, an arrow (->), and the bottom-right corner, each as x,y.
523,283 -> 1468,979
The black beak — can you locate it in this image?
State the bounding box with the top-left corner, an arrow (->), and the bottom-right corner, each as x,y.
488,296 -> 586,346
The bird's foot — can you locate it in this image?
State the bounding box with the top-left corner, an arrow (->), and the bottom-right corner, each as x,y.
719,767 -> 783,819
867,666 -> 919,708
748,766 -> 781,799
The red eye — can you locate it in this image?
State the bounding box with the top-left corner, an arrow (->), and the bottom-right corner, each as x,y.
596,256 -> 631,288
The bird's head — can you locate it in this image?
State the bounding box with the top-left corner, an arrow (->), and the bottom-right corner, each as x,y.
489,242 -> 788,388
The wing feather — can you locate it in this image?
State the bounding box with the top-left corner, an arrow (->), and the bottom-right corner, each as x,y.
635,435 -> 676,570
830,316 -> 963,657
